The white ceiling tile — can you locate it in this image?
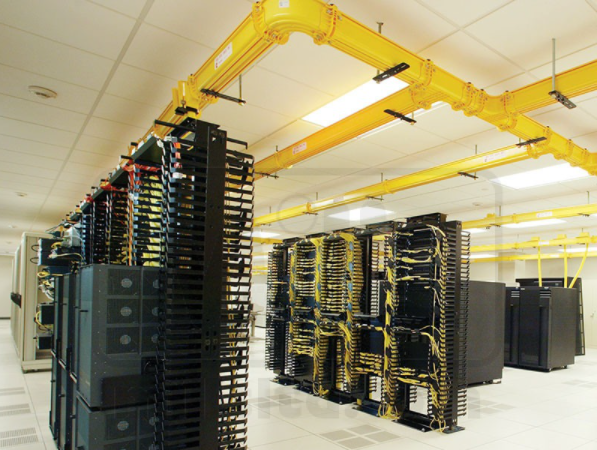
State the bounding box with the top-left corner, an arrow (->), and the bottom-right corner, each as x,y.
257,175 -> 312,197
58,171 -> 102,185
0,148 -> 63,170
201,101 -> 292,138
0,0 -> 135,59
76,134 -> 128,156
456,128 -> 519,152
528,43 -> 597,82
224,67 -> 334,119
417,142 -> 477,165
123,24 -> 212,80
0,134 -> 69,160
566,131 -> 597,151
0,94 -> 86,133
530,107 -> 597,139
0,161 -> 58,179
89,0 -> 148,18
145,0 -> 251,49
83,117 -> 147,145
0,117 -> 76,147
484,73 -> 538,96
415,104 -> 494,141
421,31 -> 522,88
94,94 -> 164,129
335,0 -> 456,52
418,0 -> 512,27
68,149 -> 120,169
577,97 -> 597,120
258,33 -> 374,97
309,169 -> 386,200
0,180 -> 49,195
249,121 -> 323,161
106,64 -> 176,108
364,120 -> 449,155
375,155 -> 436,178
0,171 -> 54,188
282,159 -> 348,185
0,25 -> 113,90
53,180 -> 93,195
327,140 -> 405,167
465,0 -> 597,70
0,64 -> 98,114
558,177 -> 597,193
62,161 -> 108,178
48,188 -> 83,204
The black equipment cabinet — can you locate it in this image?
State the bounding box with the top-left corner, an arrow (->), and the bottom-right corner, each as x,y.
505,287 -> 576,371
516,278 -> 585,355
467,281 -> 505,385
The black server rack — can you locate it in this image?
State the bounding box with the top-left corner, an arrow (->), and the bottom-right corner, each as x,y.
155,118 -> 254,450
467,281 -> 505,385
50,273 -> 79,450
75,399 -> 154,450
51,117 -> 253,450
76,265 -> 158,409
516,278 -> 585,355
505,287 -> 576,371
265,214 -> 469,433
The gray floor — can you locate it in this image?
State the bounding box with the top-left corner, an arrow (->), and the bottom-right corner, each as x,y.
1,320 -> 596,449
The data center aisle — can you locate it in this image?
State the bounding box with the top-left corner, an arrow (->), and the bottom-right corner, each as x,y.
1,320 -> 597,450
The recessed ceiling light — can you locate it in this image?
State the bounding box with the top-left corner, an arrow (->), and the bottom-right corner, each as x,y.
329,206 -> 392,222
558,246 -> 597,253
465,228 -> 488,234
303,78 -> 408,127
503,218 -> 566,229
28,85 -> 57,100
491,164 -> 589,189
252,230 -> 279,239
15,192 -> 27,197
469,253 -> 496,259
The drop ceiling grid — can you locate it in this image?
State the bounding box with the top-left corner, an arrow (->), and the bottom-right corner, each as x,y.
0,0 -> 594,251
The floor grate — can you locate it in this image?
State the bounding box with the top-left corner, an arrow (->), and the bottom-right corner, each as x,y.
0,435 -> 38,448
0,404 -> 31,418
0,430 -> 36,440
0,389 -> 25,397
0,404 -> 29,412
320,425 -> 400,449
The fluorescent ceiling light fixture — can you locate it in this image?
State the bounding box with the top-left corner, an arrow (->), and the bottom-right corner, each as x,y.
558,246 -> 597,253
329,207 -> 392,222
491,164 -> 589,190
303,78 -> 408,127
252,230 -> 279,238
465,228 -> 488,234
502,219 -> 566,229
469,253 -> 496,259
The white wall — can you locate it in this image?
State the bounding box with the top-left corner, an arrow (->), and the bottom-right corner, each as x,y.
252,274 -> 268,327
472,257 -> 597,348
0,256 -> 14,318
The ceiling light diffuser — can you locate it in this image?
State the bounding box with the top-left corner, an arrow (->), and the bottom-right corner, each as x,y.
558,246 -> 597,253
491,164 -> 589,189
252,230 -> 280,238
469,253 -> 496,259
329,207 -> 392,222
502,219 -> 566,229
465,228 -> 488,234
303,78 -> 408,127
